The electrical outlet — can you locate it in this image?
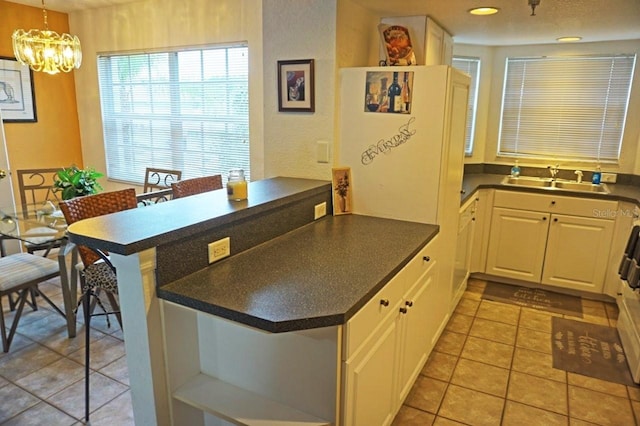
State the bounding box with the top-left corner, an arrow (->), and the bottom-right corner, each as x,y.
601,172 -> 617,183
208,237 -> 230,264
314,202 -> 327,220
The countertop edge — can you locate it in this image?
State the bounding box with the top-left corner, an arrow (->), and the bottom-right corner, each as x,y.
461,173 -> 640,206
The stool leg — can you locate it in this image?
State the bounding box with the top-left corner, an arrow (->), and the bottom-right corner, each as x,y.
83,288 -> 91,422
3,289 -> 28,353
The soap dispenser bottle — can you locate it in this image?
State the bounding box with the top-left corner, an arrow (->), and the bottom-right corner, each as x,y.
592,165 -> 602,185
510,160 -> 521,177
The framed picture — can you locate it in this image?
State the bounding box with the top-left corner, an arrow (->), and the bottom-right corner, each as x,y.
277,59 -> 314,112
332,167 -> 352,215
0,56 -> 37,123
365,70 -> 413,114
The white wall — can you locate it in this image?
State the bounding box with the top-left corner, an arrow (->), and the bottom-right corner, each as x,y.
455,40 -> 640,174
69,0 -> 265,191
262,0 -> 337,180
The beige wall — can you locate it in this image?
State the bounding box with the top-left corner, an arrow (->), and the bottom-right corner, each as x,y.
455,40 -> 640,174
0,1 -> 83,202
262,0 -> 337,180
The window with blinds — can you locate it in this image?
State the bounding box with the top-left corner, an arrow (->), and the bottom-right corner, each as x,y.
97,44 -> 250,186
452,56 -> 481,156
498,54 -> 636,162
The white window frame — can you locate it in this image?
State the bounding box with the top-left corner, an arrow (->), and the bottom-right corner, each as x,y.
498,54 -> 636,163
452,56 -> 481,156
97,43 -> 250,186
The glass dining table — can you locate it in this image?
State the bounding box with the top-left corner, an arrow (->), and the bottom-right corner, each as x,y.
0,202 -> 80,338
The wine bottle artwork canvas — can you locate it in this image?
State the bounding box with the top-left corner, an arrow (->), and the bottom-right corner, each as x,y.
364,71 -> 413,114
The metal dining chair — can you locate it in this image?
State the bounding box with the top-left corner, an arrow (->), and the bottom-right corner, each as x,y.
170,175 -> 223,198
143,167 -> 182,193
0,253 -> 60,352
13,168 -> 64,257
58,188 -> 138,422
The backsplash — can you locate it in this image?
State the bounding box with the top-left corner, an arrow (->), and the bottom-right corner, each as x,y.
464,163 -> 640,186
155,183 -> 332,286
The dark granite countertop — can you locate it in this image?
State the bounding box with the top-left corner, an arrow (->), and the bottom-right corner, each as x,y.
461,173 -> 640,207
66,177 -> 331,255
158,214 -> 439,333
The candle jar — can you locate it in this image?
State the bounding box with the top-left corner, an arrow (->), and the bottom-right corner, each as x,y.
227,169 -> 248,201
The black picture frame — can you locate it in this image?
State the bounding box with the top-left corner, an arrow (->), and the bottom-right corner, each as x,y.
0,56 -> 37,123
277,59 -> 314,112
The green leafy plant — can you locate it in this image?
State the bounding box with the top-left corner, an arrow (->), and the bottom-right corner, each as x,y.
53,165 -> 104,200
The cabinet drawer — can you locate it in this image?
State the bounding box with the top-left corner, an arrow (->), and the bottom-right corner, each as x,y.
494,190 -> 617,217
399,241 -> 437,294
344,272 -> 405,360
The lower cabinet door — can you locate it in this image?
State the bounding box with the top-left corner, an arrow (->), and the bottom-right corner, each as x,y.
343,317 -> 399,426
396,267 -> 435,405
542,214 -> 614,293
485,207 -> 550,282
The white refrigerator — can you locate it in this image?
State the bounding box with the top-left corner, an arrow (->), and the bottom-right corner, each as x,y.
337,64 -> 470,308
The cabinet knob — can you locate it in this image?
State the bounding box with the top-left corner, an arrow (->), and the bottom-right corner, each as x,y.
399,307 -> 408,314
542,217 -> 547,221
551,201 -> 556,205
460,189 -> 466,194
423,256 -> 430,262
554,218 -> 558,222
380,299 -> 390,307
405,300 -> 414,307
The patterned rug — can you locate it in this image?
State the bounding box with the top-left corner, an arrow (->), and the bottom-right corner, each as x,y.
552,317 -> 636,386
481,281 -> 583,317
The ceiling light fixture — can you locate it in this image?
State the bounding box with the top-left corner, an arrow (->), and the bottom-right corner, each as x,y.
11,0 -> 82,75
528,0 -> 541,16
556,36 -> 583,42
469,7 -> 500,16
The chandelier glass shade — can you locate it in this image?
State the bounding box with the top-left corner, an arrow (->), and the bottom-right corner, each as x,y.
11,1 -> 82,75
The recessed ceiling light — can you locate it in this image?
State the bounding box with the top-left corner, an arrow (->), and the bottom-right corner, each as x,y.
556,36 -> 582,42
469,7 -> 500,15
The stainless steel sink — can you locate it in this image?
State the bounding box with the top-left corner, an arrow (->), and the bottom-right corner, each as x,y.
551,180 -> 610,193
501,176 -> 554,188
500,176 -> 610,194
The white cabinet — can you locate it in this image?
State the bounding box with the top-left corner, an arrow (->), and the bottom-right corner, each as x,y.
485,207 -> 550,282
485,190 -> 617,293
470,189 -> 494,274
542,214 -> 615,292
343,238 -> 442,425
379,16 -> 453,66
453,196 -> 477,308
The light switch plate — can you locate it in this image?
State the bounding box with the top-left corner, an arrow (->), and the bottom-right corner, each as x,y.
317,140 -> 330,163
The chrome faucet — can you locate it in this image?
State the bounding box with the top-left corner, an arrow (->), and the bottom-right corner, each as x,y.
574,170 -> 584,183
548,164 -> 560,179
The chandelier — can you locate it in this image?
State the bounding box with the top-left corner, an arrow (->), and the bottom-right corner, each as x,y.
11,0 -> 82,75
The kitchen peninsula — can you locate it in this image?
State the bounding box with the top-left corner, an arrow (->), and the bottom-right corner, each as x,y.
66,177 -> 442,425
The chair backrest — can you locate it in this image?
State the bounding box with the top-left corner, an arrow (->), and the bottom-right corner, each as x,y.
16,168 -> 62,218
143,168 -> 182,193
171,175 -> 223,199
58,188 -> 138,267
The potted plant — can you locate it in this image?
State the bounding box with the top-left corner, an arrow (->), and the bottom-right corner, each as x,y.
53,165 -> 104,200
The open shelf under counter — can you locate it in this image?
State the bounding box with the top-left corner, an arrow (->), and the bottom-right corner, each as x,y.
173,373 -> 331,426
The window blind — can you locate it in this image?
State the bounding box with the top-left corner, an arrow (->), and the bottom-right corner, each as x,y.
498,54 -> 636,162
97,45 -> 250,186
452,56 -> 480,156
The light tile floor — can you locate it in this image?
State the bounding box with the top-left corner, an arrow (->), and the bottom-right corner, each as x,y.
393,278 -> 640,426
2,276 -> 640,425
0,275 -> 133,425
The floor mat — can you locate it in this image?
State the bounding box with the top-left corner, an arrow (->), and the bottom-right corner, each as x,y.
481,281 -> 583,317
552,317 -> 636,386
